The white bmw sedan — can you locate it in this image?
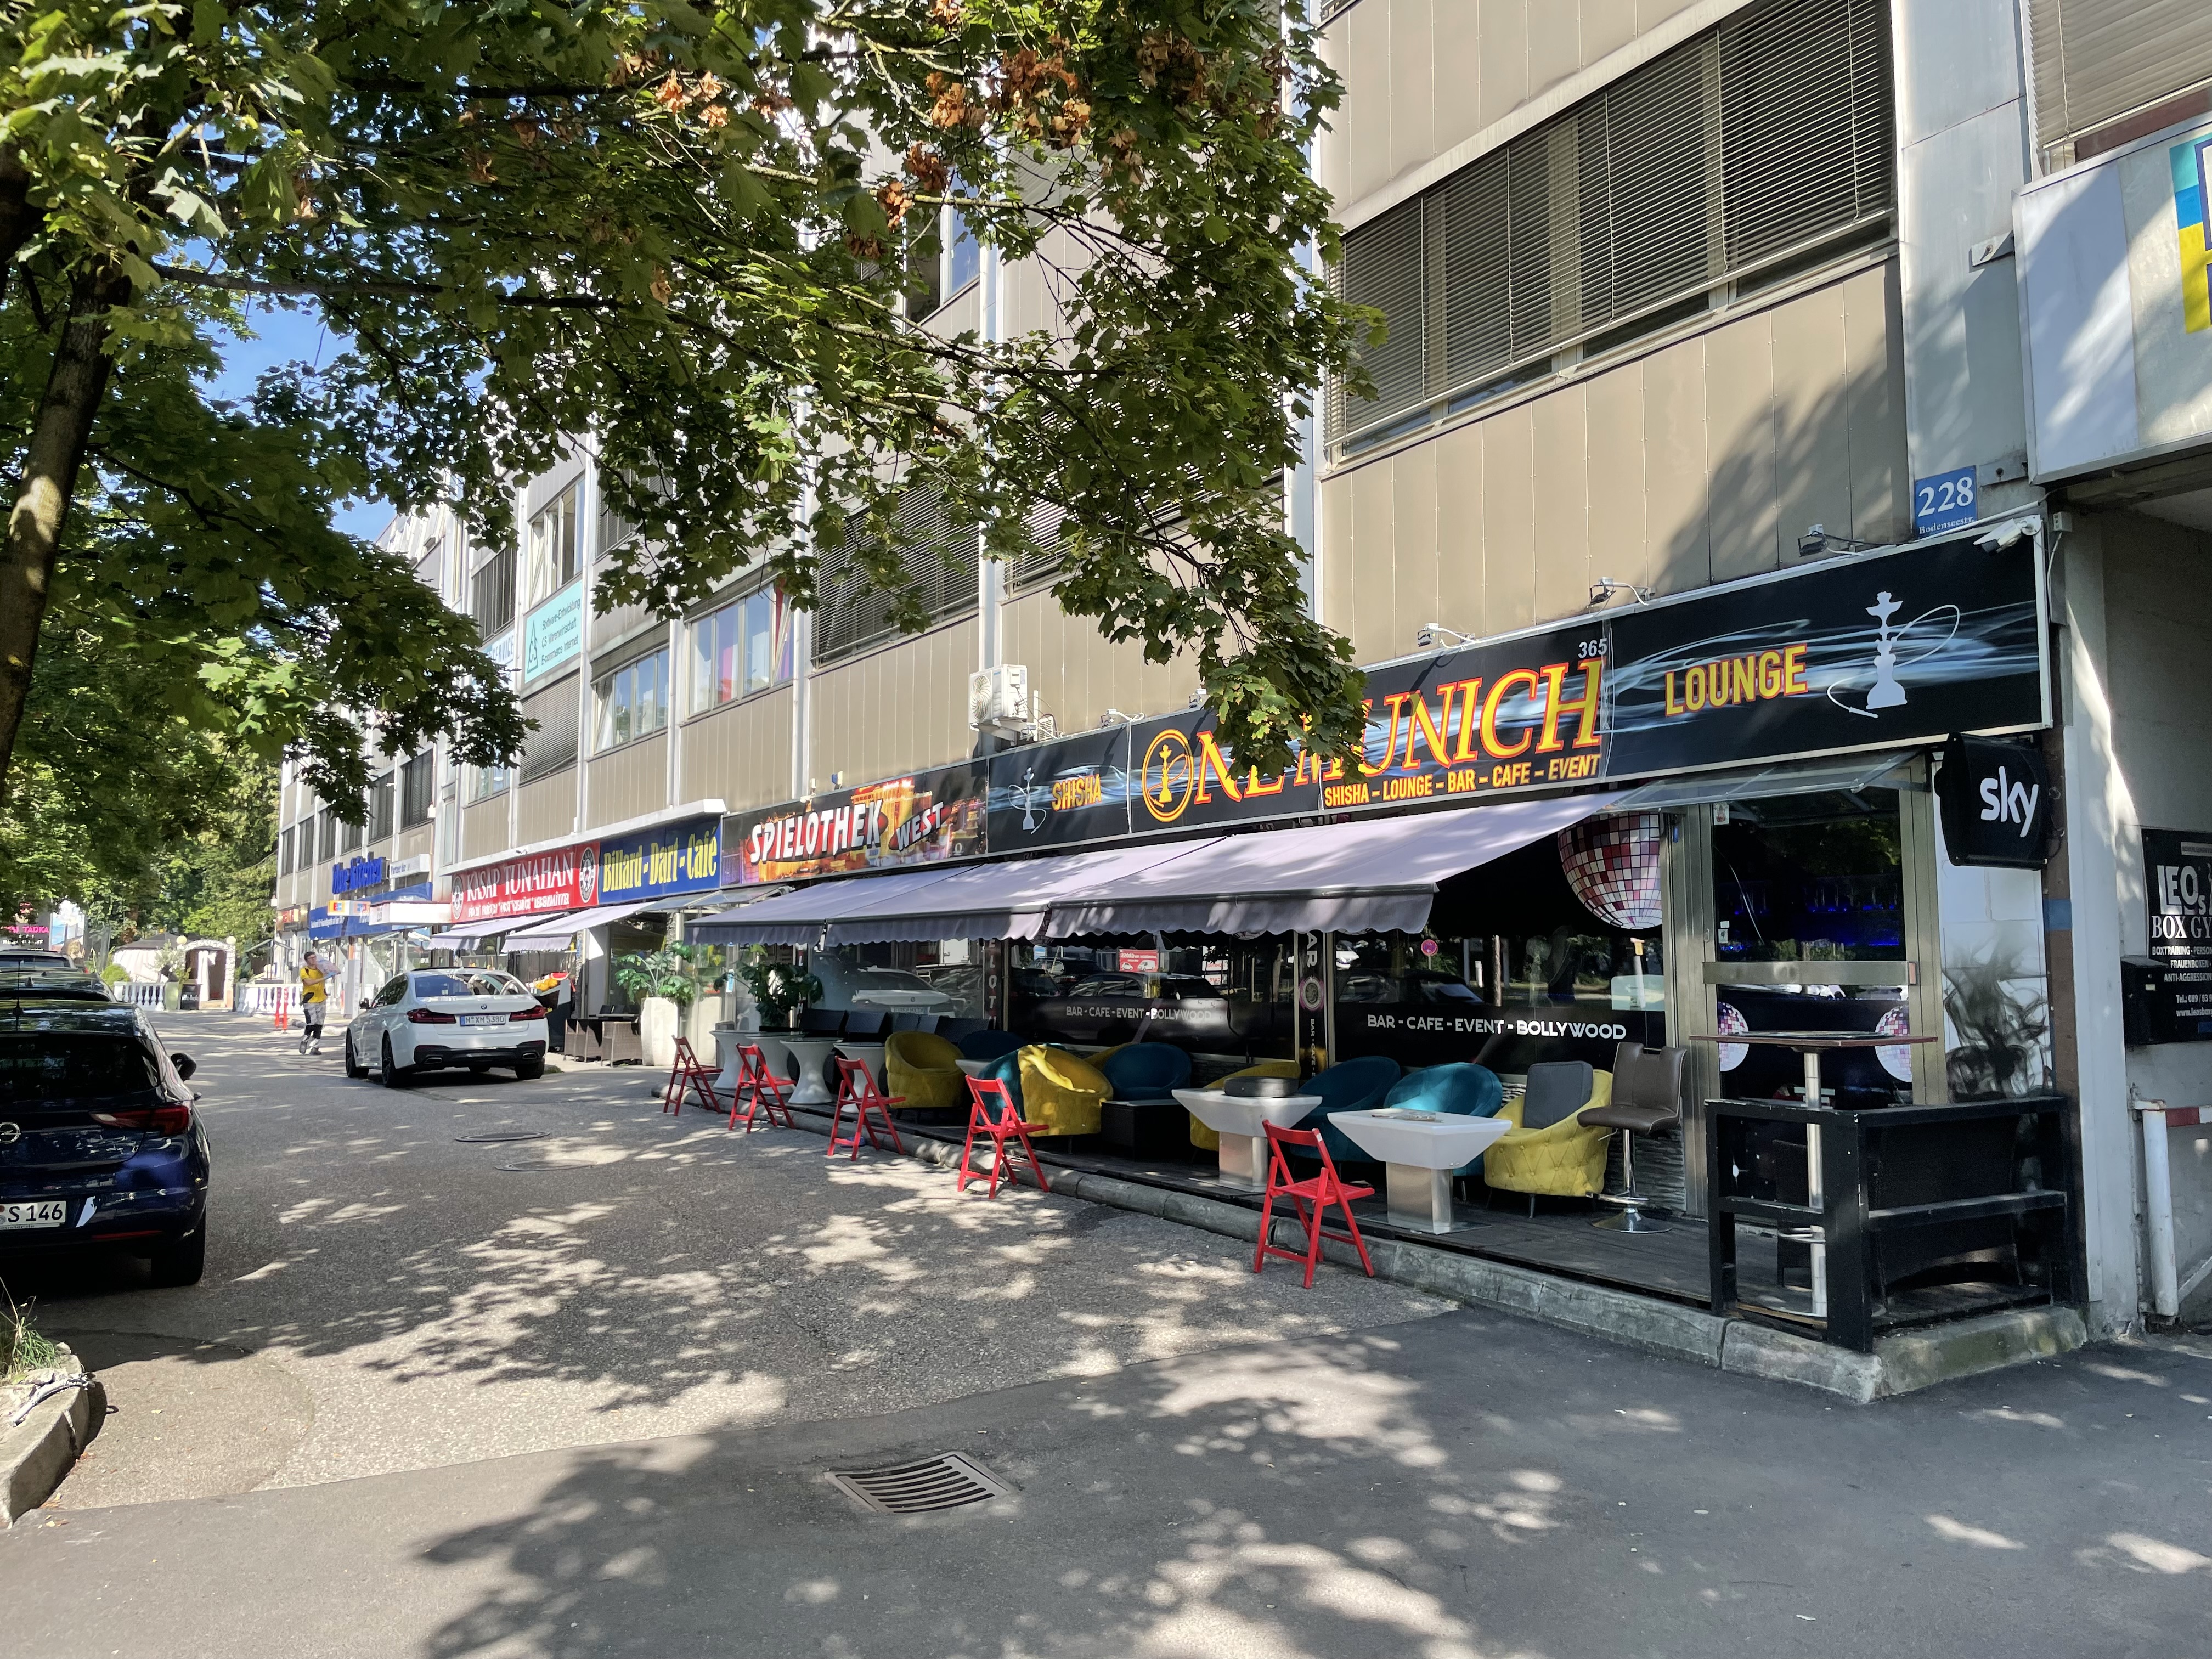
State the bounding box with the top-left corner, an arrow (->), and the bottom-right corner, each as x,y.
344,969 -> 549,1086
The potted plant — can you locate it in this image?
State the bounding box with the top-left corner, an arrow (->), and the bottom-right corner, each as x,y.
612,945 -> 702,1069
721,950 -> 823,1083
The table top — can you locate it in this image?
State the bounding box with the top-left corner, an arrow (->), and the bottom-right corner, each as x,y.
1686,1030 -> 1939,1049
1329,1108 -> 1505,1133
1173,1088 -> 1322,1108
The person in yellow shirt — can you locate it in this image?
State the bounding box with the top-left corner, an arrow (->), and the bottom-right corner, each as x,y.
298,950 -> 329,1056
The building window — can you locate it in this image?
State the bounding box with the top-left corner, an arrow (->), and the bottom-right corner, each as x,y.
525,483 -> 581,607
317,809 -> 340,863
470,761 -> 512,802
595,647 -> 670,751
690,588 -> 793,713
944,202 -> 980,300
810,488 -> 978,667
339,814 -> 363,854
279,826 -> 296,875
400,751 -> 435,828
521,676 -> 580,783
368,771 -> 396,842
471,545 -> 516,636
1328,0 -> 1894,447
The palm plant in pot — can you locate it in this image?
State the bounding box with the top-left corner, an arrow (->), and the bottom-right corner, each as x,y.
613,945 -> 702,1069
733,948 -> 821,1035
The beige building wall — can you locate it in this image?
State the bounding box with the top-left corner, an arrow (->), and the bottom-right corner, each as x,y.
1319,261 -> 1908,664
681,686 -> 794,810
395,825 -> 433,865
585,733 -> 670,829
810,617 -> 979,787
1000,587 -> 1200,732
460,798 -> 510,864
514,771 -> 578,846
1320,0 -> 1721,208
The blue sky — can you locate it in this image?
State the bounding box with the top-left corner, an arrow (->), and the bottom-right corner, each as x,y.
206,298 -> 394,541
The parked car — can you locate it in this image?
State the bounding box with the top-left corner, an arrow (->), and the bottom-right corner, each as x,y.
0,993 -> 210,1286
0,961 -> 110,1001
809,957 -> 958,1015
345,969 -> 548,1085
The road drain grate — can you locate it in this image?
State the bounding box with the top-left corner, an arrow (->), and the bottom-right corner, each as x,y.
827,1454 -> 1012,1515
456,1132 -> 547,1144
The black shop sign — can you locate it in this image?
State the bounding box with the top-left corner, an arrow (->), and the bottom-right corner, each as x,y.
1936,737 -> 2054,868
2126,830 -> 2212,1045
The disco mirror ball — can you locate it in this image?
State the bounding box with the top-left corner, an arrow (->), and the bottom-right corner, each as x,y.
1558,811 -> 1665,932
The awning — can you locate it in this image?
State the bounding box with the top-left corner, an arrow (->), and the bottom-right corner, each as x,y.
1611,749 -> 1916,810
424,924 -> 504,948
822,840 -> 1230,945
500,898 -> 668,950
1043,793 -> 1624,939
685,866 -> 974,947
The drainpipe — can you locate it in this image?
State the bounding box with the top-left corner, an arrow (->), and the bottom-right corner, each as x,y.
977,240 -> 1005,676
2136,1093 -> 2181,1321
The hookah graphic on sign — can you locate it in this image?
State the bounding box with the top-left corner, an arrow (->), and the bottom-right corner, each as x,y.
1825,589 -> 1961,720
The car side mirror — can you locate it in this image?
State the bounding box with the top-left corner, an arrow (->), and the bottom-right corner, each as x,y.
170,1052 -> 196,1081
360,997 -> 376,1010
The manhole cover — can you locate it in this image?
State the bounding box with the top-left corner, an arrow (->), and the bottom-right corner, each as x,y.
827,1453 -> 1013,1515
495,1161 -> 564,1171
456,1132 -> 547,1144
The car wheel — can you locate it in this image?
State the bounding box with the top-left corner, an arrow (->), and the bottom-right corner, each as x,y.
512,1057 -> 545,1081
380,1036 -> 413,1088
343,1034 -> 369,1080
148,1228 -> 206,1288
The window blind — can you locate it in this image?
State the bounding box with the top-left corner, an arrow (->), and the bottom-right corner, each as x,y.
520,678 -> 579,783
810,487 -> 979,665
1331,0 -> 1894,445
471,545 -> 516,637
2030,0 -> 2212,155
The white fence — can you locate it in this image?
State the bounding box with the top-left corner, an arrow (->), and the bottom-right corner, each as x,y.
109,982 -> 171,1010
238,983 -> 301,1020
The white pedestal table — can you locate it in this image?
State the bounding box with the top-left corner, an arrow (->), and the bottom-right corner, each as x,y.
1173,1088 -> 1322,1190
1328,1109 -> 1511,1234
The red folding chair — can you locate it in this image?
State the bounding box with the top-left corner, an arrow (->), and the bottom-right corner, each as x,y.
1252,1122 -> 1375,1288
827,1056 -> 906,1160
957,1076 -> 1050,1198
662,1037 -> 723,1116
727,1043 -> 797,1132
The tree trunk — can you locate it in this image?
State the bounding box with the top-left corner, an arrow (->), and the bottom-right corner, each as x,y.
0,263 -> 130,798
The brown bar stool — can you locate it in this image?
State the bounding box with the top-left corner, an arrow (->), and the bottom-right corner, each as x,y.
1579,1041 -> 1686,1233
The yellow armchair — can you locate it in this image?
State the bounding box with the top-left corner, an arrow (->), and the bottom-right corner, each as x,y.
1016,1045 -> 1111,1136
1189,1060 -> 1304,1150
1480,1069 -> 1615,1200
885,1030 -> 966,1112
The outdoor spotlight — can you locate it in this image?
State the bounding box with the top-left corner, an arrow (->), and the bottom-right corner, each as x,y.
1588,578 -> 1654,607
1415,622 -> 1472,650
1975,516 -> 2038,551
1098,708 -> 1140,729
1798,523 -> 1881,558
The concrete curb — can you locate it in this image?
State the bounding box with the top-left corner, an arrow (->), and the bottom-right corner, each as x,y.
786,1110 -> 2087,1403
1,1348 -> 106,1526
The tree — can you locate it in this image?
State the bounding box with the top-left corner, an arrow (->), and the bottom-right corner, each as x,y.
2,0 -> 1372,801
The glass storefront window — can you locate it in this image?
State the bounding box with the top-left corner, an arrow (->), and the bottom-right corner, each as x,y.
810,942 -> 988,1022
1008,938 -> 1295,1060
1710,787 -> 1913,1107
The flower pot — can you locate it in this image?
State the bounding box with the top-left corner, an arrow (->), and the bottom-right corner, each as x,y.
639,996 -> 681,1070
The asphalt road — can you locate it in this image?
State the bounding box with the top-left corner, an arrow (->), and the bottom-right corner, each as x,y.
3,1014 -> 2209,1657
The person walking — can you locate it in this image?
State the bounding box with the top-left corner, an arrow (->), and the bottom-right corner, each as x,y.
297,950 -> 330,1056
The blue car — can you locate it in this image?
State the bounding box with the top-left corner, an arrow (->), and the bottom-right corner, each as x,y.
0,990 -> 211,1287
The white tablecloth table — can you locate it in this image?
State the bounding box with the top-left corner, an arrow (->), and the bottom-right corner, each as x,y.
1328,1109 -> 1511,1233
1173,1088 -> 1323,1190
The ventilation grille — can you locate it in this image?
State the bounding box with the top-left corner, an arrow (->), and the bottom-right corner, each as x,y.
1329,0 -> 1893,445
827,1453 -> 1013,1515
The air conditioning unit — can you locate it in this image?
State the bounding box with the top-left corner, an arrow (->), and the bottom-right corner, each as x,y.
968,664 -> 1033,733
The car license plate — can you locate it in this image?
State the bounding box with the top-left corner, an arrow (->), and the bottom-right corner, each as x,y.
0,1200 -> 67,1230
461,1014 -> 506,1028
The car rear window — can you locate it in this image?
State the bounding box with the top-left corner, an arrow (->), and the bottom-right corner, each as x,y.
0,1034 -> 161,1103
414,972 -> 524,998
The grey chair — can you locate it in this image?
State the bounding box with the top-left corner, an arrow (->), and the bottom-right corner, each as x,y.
1578,1041 -> 1687,1233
